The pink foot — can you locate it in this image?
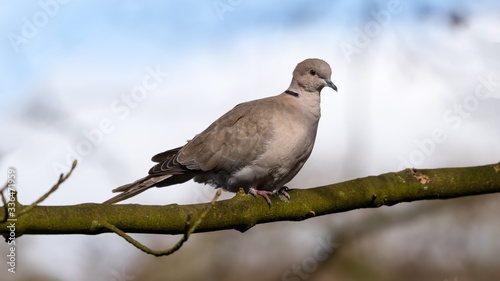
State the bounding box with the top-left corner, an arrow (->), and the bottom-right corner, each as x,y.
279,186 -> 290,200
249,188 -> 273,206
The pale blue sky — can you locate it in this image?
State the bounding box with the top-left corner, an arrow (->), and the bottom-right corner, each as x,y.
2,0 -> 497,106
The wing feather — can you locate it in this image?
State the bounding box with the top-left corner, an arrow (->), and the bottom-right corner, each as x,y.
177,97 -> 277,172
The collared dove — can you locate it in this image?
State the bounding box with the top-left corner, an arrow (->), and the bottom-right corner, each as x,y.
104,58 -> 337,205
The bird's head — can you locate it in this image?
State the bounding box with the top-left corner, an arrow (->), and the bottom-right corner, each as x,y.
290,58 -> 337,94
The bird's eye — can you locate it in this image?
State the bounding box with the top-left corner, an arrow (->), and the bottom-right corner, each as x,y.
309,69 -> 316,76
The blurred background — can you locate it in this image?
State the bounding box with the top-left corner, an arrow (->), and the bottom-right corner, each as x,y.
1,0 -> 500,280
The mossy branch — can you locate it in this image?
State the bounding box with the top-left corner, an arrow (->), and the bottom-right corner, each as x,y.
1,162 -> 499,239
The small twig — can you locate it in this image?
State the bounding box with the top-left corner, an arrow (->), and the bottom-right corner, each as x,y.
99,188 -> 222,257
0,183 -> 8,223
17,160 -> 77,217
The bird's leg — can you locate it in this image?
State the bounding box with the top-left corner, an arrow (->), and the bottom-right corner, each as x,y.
278,186 -> 290,200
249,188 -> 273,206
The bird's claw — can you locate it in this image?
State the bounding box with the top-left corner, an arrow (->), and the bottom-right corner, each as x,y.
249,188 -> 273,207
279,186 -> 290,200
249,187 -> 291,206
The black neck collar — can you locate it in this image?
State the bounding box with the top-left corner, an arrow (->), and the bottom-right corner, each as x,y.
285,90 -> 299,97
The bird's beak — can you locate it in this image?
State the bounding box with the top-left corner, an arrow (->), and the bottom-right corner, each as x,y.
325,79 -> 338,92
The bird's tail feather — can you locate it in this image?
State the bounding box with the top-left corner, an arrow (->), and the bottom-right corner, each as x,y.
103,174 -> 173,204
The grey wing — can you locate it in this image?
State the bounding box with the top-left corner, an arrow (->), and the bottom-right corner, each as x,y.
177,99 -> 276,173
148,146 -> 190,175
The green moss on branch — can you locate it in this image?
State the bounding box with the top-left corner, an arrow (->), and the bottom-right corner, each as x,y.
1,162 -> 499,238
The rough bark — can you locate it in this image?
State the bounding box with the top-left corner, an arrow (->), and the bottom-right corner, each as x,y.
1,162 -> 499,239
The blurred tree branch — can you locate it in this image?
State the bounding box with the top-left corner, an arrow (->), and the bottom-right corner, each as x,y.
1,162 -> 499,239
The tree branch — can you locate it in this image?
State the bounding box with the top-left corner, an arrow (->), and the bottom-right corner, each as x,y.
92,188 -> 222,256
1,162 -> 499,238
